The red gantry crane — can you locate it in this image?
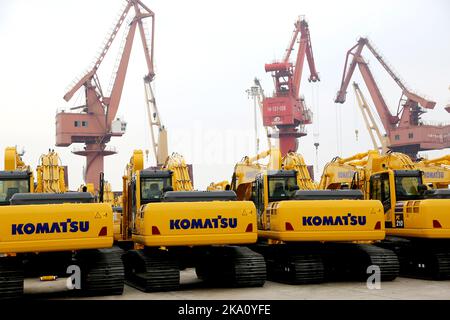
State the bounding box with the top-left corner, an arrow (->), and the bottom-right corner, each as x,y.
262,16 -> 320,156
335,37 -> 450,159
56,0 -> 155,190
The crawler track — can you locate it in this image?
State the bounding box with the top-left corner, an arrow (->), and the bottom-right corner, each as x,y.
76,247 -> 125,296
122,249 -> 180,292
253,244 -> 325,284
0,257 -> 24,300
379,237 -> 450,280
323,243 -> 399,282
195,246 -> 266,287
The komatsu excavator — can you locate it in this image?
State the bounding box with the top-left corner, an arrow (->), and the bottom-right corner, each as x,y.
210,148 -> 399,284
416,155 -> 450,189
118,150 -> 266,291
0,147 -> 124,299
320,150 -> 450,279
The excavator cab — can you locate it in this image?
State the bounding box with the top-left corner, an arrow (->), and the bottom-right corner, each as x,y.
253,170 -> 298,219
139,170 -> 173,204
369,170 -> 427,227
0,171 -> 32,205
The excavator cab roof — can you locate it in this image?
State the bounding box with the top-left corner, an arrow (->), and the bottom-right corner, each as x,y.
0,171 -> 31,180
140,170 -> 173,179
293,189 -> 364,201
162,191 -> 237,202
266,170 -> 297,177
393,170 -> 422,177
10,192 -> 95,205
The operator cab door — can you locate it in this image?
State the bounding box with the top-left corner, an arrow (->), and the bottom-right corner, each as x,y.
129,176 -> 138,234
369,172 -> 396,228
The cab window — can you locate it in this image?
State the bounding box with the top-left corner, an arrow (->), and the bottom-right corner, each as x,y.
370,173 -> 391,211
0,179 -> 30,203
140,177 -> 172,203
268,176 -> 296,202
395,176 -> 420,200
254,176 -> 265,217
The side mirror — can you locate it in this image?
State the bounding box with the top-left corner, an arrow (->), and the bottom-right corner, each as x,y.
417,184 -> 428,194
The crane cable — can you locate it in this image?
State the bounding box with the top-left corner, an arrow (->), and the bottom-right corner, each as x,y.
311,82 -> 320,179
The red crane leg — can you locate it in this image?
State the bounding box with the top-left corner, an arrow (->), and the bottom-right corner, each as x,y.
73,143 -> 116,190
277,126 -> 303,156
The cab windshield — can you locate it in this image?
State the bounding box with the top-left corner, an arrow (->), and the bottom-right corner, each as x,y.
140,177 -> 172,203
268,176 -> 297,202
0,178 -> 30,204
395,175 -> 420,201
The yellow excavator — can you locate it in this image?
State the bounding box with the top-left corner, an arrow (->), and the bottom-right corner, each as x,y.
117,150 -> 266,291
320,150 -> 450,279
416,155 -> 450,189
0,147 -> 124,299
210,148 -> 399,284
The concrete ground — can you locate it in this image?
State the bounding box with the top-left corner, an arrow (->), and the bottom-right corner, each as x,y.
24,269 -> 450,300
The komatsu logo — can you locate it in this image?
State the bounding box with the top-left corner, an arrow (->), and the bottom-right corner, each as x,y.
424,172 -> 444,179
12,219 -> 90,235
302,214 -> 366,226
170,216 -> 238,230
338,171 -> 354,179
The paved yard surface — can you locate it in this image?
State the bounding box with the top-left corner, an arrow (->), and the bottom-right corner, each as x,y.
24,269 -> 450,300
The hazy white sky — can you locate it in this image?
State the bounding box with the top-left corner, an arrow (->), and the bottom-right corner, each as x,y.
0,0 -> 449,190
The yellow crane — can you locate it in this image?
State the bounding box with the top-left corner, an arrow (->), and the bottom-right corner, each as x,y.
353,83 -> 390,154
118,150 -> 266,291
320,150 -> 450,279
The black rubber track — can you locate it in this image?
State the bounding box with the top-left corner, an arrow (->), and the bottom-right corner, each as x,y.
376,237 -> 450,280
254,244 -> 325,285
122,249 -> 180,292
322,243 -> 399,282
195,246 -> 266,287
396,245 -> 450,280
0,257 -> 24,300
354,244 -> 399,281
76,247 -> 125,296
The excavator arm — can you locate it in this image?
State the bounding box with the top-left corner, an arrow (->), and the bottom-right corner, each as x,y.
282,152 -> 316,190
162,153 -> 193,191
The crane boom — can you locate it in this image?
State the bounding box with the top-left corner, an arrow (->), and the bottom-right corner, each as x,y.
262,16 -> 319,156
56,0 -> 156,190
353,82 -> 390,153
335,37 -> 449,159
